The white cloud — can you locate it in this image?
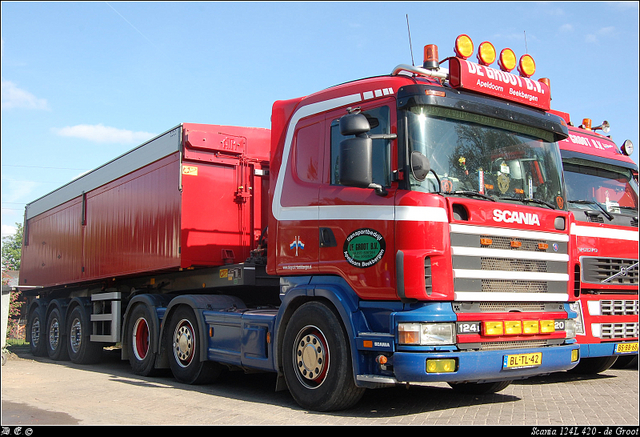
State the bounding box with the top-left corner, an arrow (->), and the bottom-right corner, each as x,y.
559,24 -> 574,32
52,124 -> 155,144
2,224 -> 18,238
1,78 -> 50,111
586,26 -> 616,43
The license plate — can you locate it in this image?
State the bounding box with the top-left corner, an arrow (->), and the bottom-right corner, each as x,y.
616,343 -> 639,354
503,352 -> 542,369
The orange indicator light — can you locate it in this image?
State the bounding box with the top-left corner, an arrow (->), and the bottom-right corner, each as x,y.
538,243 -> 549,250
480,238 -> 493,246
511,240 -> 522,248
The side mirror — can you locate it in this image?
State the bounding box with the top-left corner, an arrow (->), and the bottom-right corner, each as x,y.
340,113 -> 370,136
410,151 -> 431,181
339,136 -> 373,188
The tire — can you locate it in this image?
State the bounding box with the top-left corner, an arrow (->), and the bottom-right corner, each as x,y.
568,356 -> 618,374
282,301 -> 365,411
126,304 -> 162,376
449,380 -> 512,395
612,355 -> 638,369
27,305 -> 47,357
66,305 -> 103,364
166,306 -> 222,385
46,306 -> 69,361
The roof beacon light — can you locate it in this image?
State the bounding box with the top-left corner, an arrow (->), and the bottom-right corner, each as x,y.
621,139 -> 634,156
593,120 -> 610,134
518,54 -> 536,78
498,48 -> 517,72
477,41 -> 496,66
454,34 -> 474,59
581,118 -> 592,131
423,44 -> 440,70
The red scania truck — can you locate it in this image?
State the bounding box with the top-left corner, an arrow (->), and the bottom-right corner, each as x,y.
550,113 -> 638,373
20,35 -> 580,411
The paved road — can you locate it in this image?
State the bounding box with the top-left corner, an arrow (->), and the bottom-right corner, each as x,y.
1,346 -> 638,426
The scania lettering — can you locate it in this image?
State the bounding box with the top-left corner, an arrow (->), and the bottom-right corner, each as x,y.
550,111 -> 638,373
20,34 -> 579,412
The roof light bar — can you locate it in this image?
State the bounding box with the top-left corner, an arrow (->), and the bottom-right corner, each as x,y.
454,34 -> 474,59
518,54 -> 536,77
477,41 -> 496,66
498,48 -> 517,72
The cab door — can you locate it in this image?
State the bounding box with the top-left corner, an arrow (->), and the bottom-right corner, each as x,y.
318,101 -> 398,300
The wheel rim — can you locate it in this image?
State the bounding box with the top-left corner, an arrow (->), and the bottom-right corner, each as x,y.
293,325 -> 329,389
70,317 -> 82,354
49,317 -> 60,350
132,317 -> 150,361
31,317 -> 41,347
172,318 -> 196,368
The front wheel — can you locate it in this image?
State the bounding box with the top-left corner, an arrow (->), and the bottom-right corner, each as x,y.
166,306 -> 222,385
282,301 -> 365,411
568,356 -> 618,374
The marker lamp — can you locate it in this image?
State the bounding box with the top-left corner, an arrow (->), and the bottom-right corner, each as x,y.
484,321 -> 504,336
454,34 -> 474,59
518,54 -> 536,77
505,321 -> 522,335
477,41 -> 496,66
398,323 -> 455,345
540,320 -> 555,333
523,320 -> 539,334
498,48 -> 517,72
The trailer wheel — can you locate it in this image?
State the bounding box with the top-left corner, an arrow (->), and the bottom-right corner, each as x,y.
448,380 -> 512,394
66,305 -> 103,364
568,356 -> 618,374
46,306 -> 69,361
282,301 -> 365,411
167,306 -> 222,385
27,305 -> 47,357
126,304 -> 162,376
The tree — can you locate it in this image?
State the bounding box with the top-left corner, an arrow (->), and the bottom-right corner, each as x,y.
2,222 -> 24,343
2,222 -> 23,271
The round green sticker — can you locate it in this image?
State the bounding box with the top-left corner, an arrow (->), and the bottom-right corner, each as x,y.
343,228 -> 386,268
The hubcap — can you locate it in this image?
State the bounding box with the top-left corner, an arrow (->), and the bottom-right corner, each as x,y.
49,318 -> 60,350
173,319 -> 195,368
70,318 -> 82,354
294,326 -> 329,389
132,317 -> 150,360
31,318 -> 41,347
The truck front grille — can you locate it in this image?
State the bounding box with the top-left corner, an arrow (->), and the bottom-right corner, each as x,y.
581,257 -> 639,285
600,323 -> 639,339
601,300 -> 639,316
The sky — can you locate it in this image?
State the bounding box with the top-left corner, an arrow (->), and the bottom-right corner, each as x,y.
2,1 -> 639,239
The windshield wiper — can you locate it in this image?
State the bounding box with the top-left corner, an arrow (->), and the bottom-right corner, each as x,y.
500,196 -> 556,210
448,190 -> 496,202
567,199 -> 613,221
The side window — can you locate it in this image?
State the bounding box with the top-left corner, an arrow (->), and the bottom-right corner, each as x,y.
293,121 -> 323,183
330,106 -> 391,187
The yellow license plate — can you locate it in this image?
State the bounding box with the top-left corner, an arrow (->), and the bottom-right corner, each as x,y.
503,352 -> 542,369
616,343 -> 639,354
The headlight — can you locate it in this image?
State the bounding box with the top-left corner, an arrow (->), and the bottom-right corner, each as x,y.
565,319 -> 577,339
398,323 -> 455,345
569,302 -> 585,335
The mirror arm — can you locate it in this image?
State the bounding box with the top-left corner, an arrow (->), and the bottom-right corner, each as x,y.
368,183 -> 388,197
368,133 -> 397,140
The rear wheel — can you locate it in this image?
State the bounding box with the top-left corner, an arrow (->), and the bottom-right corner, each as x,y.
569,356 -> 618,374
27,305 -> 47,357
282,301 -> 365,411
166,306 -> 222,385
46,306 -> 69,361
126,304 -> 162,376
448,380 -> 512,394
67,305 -> 103,364
612,355 -> 638,369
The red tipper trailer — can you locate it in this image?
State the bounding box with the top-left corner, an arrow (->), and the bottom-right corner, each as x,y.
20,123 -> 270,287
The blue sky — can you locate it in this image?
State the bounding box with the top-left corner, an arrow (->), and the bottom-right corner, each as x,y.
2,2 -> 638,238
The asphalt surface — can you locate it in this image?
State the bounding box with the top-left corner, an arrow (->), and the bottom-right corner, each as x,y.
1,346 -> 638,426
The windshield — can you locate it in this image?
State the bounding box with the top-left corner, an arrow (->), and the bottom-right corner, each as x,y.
406,105 -> 566,210
563,157 -> 639,215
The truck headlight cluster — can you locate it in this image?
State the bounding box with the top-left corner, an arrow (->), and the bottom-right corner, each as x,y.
397,323 -> 455,345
